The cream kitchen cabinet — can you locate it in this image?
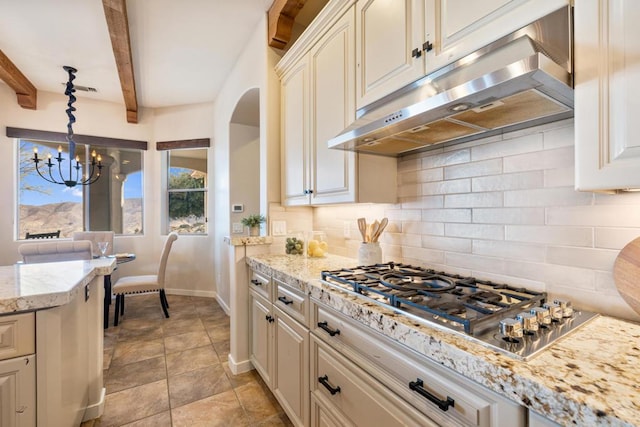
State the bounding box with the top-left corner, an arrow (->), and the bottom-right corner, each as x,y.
279,3 -> 396,206
355,0 -> 426,109
311,299 -> 526,427
0,313 -> 36,427
426,0 -> 569,73
249,288 -> 273,385
249,272 -> 310,427
574,0 -> 640,191
311,335 -> 433,427
355,0 -> 569,109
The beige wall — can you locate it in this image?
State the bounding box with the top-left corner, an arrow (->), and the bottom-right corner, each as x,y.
315,119 -> 640,322
0,79 -> 217,297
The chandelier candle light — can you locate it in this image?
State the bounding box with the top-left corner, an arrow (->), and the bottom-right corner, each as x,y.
31,66 -> 102,187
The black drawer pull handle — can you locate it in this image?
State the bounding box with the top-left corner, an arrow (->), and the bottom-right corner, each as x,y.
318,375 -> 341,395
265,315 -> 274,323
278,296 -> 293,305
317,321 -> 340,336
251,279 -> 262,286
409,379 -> 454,412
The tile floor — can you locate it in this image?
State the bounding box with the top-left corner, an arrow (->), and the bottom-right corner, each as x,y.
81,293 -> 292,427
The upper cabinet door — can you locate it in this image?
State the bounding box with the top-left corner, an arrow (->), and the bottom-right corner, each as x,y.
575,0 -> 640,191
356,0 -> 425,109
310,8 -> 357,204
281,59 -> 311,206
425,0 -> 569,73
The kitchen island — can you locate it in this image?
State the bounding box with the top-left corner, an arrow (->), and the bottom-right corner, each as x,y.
246,253 -> 639,427
0,258 -> 115,426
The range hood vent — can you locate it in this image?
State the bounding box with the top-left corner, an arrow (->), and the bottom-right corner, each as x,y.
328,7 -> 573,157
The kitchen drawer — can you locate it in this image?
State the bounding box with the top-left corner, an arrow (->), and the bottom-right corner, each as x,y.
249,270 -> 272,302
0,312 -> 35,361
311,334 -> 436,427
274,278 -> 308,326
311,300 -> 526,427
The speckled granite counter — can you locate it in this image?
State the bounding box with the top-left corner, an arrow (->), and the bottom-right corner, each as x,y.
246,253 -> 640,427
0,258 -> 115,314
224,236 -> 273,246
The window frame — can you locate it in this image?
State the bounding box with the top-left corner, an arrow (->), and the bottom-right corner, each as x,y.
9,127 -> 147,239
158,138 -> 210,235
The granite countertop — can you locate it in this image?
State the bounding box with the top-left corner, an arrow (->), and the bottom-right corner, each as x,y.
246,253 -> 640,427
0,258 -> 116,314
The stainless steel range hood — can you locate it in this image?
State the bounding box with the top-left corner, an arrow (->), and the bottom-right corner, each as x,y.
328,7 -> 573,157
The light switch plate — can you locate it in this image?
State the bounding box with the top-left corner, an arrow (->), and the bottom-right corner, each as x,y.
343,221 -> 351,238
232,222 -> 244,234
272,220 -> 286,236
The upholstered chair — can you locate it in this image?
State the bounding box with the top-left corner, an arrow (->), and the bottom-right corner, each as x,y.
112,232 -> 178,326
18,241 -> 93,264
72,231 -> 115,257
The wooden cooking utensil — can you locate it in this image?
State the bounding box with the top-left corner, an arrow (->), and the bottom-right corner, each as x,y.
613,237 -> 640,315
357,218 -> 367,242
372,217 -> 388,242
370,220 -> 380,243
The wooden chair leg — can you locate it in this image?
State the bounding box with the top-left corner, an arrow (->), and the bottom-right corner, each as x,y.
120,294 -> 125,315
159,290 -> 170,318
114,294 -> 121,327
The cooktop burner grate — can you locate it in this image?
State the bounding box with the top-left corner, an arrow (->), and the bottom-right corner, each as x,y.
322,262 -> 546,334
320,262 -> 599,360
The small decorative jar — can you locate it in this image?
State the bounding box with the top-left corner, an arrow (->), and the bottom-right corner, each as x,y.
285,232 -> 305,255
358,242 -> 382,265
306,231 -> 328,258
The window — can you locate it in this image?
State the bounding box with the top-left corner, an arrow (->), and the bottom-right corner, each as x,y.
167,148 -> 208,234
16,133 -> 145,239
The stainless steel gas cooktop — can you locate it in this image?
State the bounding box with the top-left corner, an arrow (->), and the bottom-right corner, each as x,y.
321,262 -> 598,360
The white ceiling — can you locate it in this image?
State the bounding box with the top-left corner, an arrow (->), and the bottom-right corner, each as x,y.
0,0 -> 274,109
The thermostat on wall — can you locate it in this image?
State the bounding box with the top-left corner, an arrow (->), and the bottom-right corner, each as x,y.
231,204 -> 244,213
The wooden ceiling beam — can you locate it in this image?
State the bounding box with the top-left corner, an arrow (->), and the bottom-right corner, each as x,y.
0,49 -> 37,109
102,0 -> 138,123
268,0 -> 308,49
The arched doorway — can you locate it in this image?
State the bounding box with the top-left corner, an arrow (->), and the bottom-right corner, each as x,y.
218,88 -> 260,312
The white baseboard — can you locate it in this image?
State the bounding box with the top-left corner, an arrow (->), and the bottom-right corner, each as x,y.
216,295 -> 231,315
227,353 -> 254,375
165,288 -> 217,298
82,387 -> 105,421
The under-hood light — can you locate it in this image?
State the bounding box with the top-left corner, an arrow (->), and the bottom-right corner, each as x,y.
449,103 -> 471,112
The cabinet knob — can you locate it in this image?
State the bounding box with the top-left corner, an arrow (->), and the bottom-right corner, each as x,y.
250,279 -> 262,286
265,315 -> 274,323
423,41 -> 433,52
411,47 -> 422,58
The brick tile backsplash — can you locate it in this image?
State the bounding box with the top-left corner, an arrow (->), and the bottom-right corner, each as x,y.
307,119 -> 640,320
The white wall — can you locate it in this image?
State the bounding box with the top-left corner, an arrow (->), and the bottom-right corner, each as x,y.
0,83 -> 217,297
315,119 -> 640,322
230,124 -> 260,232
212,15 -> 280,299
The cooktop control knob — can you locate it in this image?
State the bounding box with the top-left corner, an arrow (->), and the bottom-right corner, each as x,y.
530,307 -> 552,326
499,318 -> 523,339
543,302 -> 563,321
516,311 -> 539,333
553,298 -> 574,318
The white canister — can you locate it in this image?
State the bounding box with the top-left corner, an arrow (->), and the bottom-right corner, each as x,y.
358,242 -> 382,265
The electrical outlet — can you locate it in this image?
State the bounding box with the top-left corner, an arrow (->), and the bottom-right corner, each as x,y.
272,220 -> 287,236
343,221 -> 351,238
232,222 -> 244,234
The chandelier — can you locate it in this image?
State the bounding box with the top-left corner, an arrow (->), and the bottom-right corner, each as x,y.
32,66 -> 102,187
